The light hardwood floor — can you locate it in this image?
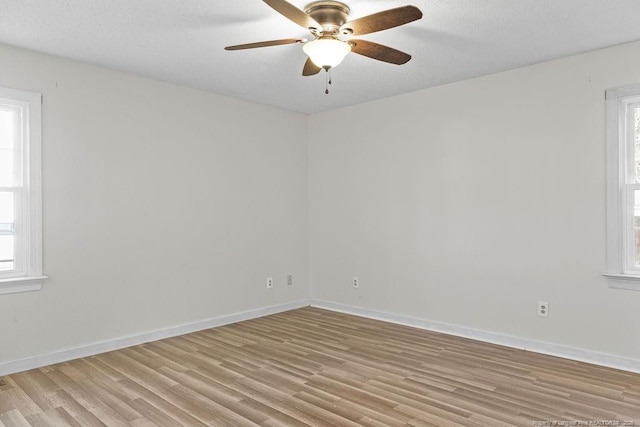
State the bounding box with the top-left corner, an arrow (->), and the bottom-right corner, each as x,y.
1,307 -> 639,426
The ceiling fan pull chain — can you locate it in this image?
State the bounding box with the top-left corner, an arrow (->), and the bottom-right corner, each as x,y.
324,69 -> 333,95
325,71 -> 329,94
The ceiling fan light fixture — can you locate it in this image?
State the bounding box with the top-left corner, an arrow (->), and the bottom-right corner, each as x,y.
303,38 -> 351,69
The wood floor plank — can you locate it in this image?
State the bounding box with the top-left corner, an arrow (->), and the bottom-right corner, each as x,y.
1,307 -> 639,426
43,369 -> 133,425
39,407 -> 81,427
0,410 -> 31,427
114,379 -> 208,426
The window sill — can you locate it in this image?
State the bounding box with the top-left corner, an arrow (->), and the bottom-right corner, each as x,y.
0,276 -> 48,295
603,273 -> 640,291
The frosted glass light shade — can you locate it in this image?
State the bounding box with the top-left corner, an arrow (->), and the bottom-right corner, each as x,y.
303,39 -> 351,69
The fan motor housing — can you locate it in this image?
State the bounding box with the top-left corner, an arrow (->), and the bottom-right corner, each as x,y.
304,1 -> 350,29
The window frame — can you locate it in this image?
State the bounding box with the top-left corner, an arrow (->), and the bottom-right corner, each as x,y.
605,84 -> 640,290
0,86 -> 46,295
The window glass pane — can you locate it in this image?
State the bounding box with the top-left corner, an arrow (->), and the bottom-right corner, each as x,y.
0,109 -> 16,187
0,192 -> 14,271
636,106 -> 640,183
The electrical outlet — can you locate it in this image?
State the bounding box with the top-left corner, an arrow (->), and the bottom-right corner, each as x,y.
352,277 -> 359,288
538,301 -> 549,317
266,277 -> 273,289
287,275 -> 293,286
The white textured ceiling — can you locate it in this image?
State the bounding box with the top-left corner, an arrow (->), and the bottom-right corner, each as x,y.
1,0 -> 639,113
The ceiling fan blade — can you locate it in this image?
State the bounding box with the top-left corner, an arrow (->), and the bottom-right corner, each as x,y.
224,38 -> 306,51
263,0 -> 322,31
341,6 -> 422,36
302,57 -> 322,76
350,39 -> 412,65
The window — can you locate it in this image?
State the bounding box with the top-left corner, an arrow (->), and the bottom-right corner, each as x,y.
605,84 -> 640,289
0,87 -> 45,294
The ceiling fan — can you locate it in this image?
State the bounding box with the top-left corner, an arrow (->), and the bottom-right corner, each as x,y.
225,0 -> 423,79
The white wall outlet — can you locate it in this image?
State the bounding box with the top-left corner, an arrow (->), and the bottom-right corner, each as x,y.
352,277 -> 359,288
287,275 -> 293,286
538,301 -> 549,317
266,277 -> 273,289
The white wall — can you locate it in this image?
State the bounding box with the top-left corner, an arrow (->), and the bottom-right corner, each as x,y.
0,43 -> 309,364
2,38 -> 640,369
309,41 -> 640,360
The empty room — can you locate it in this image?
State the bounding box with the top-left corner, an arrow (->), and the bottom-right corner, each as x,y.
1,0 -> 639,425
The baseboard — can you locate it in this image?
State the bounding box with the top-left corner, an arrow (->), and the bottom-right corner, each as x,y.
310,299 -> 640,374
4,298 -> 638,377
0,299 -> 310,376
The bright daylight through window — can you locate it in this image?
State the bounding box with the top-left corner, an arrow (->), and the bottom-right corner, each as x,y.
633,106 -> 640,264
0,87 -> 45,294
605,84 -> 640,289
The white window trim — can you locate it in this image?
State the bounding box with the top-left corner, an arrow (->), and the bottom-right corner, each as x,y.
604,84 -> 640,291
0,86 -> 46,295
